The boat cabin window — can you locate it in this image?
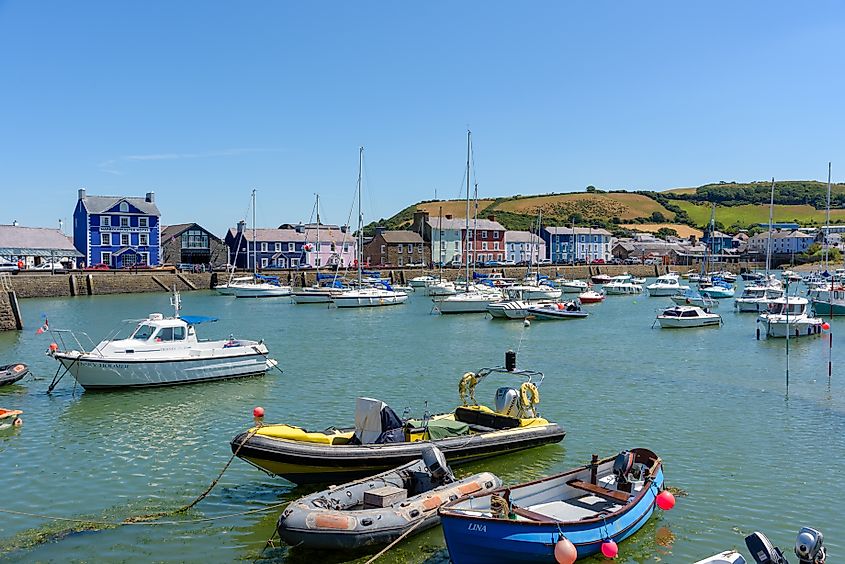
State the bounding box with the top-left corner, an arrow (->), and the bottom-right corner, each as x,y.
680,310 -> 698,317
132,324 -> 156,340
664,309 -> 681,317
154,327 -> 185,341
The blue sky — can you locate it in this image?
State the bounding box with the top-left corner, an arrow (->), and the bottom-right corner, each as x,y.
2,1 -> 844,236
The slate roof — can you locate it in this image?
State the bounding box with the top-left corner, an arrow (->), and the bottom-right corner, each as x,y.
380,230 -> 423,244
425,218 -> 505,231
0,225 -> 79,252
161,223 -> 222,243
80,195 -> 160,215
544,226 -> 613,236
228,228 -> 306,243
505,231 -> 544,243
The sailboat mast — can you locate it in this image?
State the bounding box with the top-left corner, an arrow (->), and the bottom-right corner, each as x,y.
315,193 -> 321,278
765,178 -> 775,275
252,188 -> 257,275
465,130 -> 471,287
357,147 -> 364,284
438,205 -> 443,279
825,162 -> 832,270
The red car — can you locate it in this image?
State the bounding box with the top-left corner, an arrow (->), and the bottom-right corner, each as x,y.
84,263 -> 111,270
590,258 -> 606,264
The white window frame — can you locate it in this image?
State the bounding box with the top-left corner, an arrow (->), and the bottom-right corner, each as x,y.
261,242 -> 268,252
397,244 -> 403,253
120,216 -> 130,228
493,242 -> 500,250
139,252 -> 149,265
261,258 -> 268,268
288,242 -> 295,252
139,233 -> 148,246
101,251 -> 112,266
102,216 -> 111,227
139,217 -> 148,228
482,230 -> 488,238
121,233 -> 130,246
275,243 -> 281,252
119,202 -> 129,213
482,242 -> 488,250
100,233 -> 110,246
397,257 -> 404,266
290,258 -> 299,267
493,231 -> 499,239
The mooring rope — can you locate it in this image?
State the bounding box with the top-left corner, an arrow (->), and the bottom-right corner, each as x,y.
363,517 -> 427,564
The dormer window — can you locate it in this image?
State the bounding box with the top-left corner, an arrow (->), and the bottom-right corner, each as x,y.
119,202 -> 129,213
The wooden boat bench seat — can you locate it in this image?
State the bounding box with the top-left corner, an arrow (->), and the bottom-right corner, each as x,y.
566,479 -> 630,504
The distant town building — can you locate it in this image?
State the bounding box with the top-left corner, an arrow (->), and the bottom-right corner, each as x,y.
505,231 -> 545,264
756,222 -> 800,230
542,227 -> 612,263
224,222 -> 355,269
702,230 -> 734,254
161,223 -> 227,268
0,224 -> 82,268
410,211 -> 505,265
363,229 -> 429,267
73,188 -> 161,268
747,229 -> 816,255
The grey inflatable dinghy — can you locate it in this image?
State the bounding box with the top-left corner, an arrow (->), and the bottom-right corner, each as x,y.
276,446 -> 500,550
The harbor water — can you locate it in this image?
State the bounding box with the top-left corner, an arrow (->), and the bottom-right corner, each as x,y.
1,282 -> 843,562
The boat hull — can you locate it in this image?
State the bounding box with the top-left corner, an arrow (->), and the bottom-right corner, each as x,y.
657,316 -> 721,328
734,299 -> 770,313
0,363 -> 28,387
290,289 -> 340,304
440,449 -> 663,564
332,293 -> 408,308
811,300 -> 845,316
231,285 -> 292,298
53,351 -> 274,390
699,287 -> 735,299
436,297 -> 500,313
758,318 -> 824,338
232,422 -> 565,484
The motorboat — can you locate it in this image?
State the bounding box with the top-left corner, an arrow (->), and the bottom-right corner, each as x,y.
578,289 -> 605,303
734,284 -> 784,313
757,297 -> 824,338
332,285 -> 408,308
231,352 -> 565,484
590,273 -> 612,284
48,290 -> 277,390
812,286 -> 845,316
504,283 -> 561,301
695,527 -> 826,564
0,408 -> 23,431
711,270 -> 737,283
781,270 -> 802,283
526,301 -> 589,319
646,274 -> 689,297
655,305 -> 721,328
229,274 -> 292,298
741,271 -> 766,282
439,448 -> 665,563
630,275 -> 646,284
487,300 -> 536,320
427,280 -> 457,296
276,447 -> 501,550
409,275 -> 442,288
604,275 -> 643,295
290,285 -> 346,304
698,279 -> 736,299
0,363 -> 28,387
670,289 -> 719,309
435,289 -> 503,314
555,278 -> 589,294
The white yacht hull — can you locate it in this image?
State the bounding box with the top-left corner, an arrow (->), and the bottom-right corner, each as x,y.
647,285 -> 689,297
757,317 -> 824,338
230,284 -> 292,298
53,350 -> 275,390
332,292 -> 408,308
435,295 -> 499,314
604,284 -> 643,295
559,283 -> 587,294
427,283 -> 457,297
657,316 -> 721,328
734,299 -> 770,313
291,288 -> 342,304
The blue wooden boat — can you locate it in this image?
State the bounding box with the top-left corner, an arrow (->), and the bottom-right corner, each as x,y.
439,448 -> 664,563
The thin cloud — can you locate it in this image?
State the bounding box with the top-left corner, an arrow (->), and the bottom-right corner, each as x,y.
98,147 -> 283,174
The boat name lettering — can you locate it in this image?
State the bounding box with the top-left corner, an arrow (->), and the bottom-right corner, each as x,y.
81,362 -> 130,369
468,523 -> 486,532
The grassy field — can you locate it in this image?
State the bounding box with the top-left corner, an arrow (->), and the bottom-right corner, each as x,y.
493,192 -> 674,221
674,200 -> 845,227
415,199 -> 497,219
619,223 -> 703,238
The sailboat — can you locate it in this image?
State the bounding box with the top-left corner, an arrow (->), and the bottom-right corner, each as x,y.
331,147 -> 409,308
435,131 -> 503,314
228,189 -> 292,298
735,179 -> 784,312
811,163 -> 844,315
291,194 -> 348,304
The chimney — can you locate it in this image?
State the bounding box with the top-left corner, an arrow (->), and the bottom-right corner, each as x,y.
341,225 -> 348,233
12,220 -> 18,227
78,187 -> 86,200
487,214 -> 496,222
375,226 -> 386,236
445,214 -> 453,220
145,191 -> 155,203
237,220 -> 245,235
295,223 -> 305,234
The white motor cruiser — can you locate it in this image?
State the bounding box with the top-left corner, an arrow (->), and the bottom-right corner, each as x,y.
604,275 -> 643,295
757,296 -> 824,338
646,273 -> 689,297
48,290 -> 276,390
734,284 -> 784,313
655,305 -> 721,328
332,285 -> 408,308
555,278 -> 588,293
435,289 -> 503,314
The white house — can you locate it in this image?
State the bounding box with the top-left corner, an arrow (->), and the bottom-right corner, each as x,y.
747,229 -> 815,255
505,231 -> 546,264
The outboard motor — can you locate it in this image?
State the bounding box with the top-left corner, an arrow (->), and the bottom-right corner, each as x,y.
794,528 -> 825,564
421,446 -> 453,484
612,451 -> 635,493
495,387 -> 520,417
745,531 -> 787,564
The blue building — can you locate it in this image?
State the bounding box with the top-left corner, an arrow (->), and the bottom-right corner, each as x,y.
224,222 -> 306,269
701,230 -> 734,254
73,188 -> 161,268
541,227 -> 613,263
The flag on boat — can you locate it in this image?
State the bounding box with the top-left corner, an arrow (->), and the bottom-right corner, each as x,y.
35,318 -> 49,335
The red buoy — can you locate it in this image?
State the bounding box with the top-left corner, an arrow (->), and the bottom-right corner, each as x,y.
49,343 -> 59,352
554,536 -> 577,564
656,490 -> 675,510
822,322 -> 831,331
253,406 -> 265,418
601,539 -> 618,558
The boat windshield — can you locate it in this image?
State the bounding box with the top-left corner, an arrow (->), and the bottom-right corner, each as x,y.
769,302 -> 805,315
131,324 -> 156,340
742,289 -> 765,298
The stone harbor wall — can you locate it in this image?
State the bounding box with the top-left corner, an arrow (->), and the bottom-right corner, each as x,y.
0,291 -> 23,331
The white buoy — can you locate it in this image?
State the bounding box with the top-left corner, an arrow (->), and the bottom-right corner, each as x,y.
523,319 -> 530,327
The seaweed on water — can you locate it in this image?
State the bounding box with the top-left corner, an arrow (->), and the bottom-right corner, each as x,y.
0,518 -> 118,555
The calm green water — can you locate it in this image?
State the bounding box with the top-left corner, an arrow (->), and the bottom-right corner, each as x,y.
1,282 -> 843,563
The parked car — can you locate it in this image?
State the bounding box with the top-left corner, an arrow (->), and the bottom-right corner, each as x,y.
624,257 -> 643,265
84,263 -> 111,270
32,261 -> 68,272
590,258 -> 606,264
0,259 -> 20,272
537,258 -> 552,265
644,258 -> 662,265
